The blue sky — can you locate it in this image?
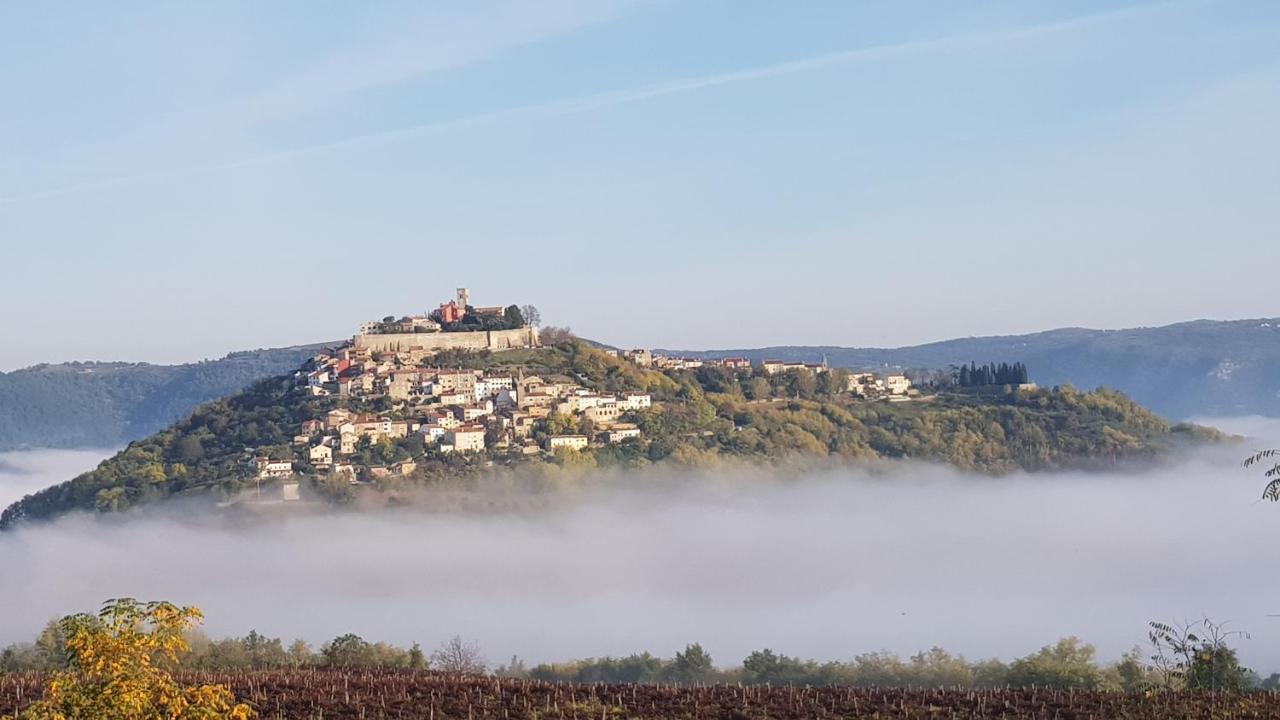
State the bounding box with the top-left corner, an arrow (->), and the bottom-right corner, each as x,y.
2,1 -> 1278,369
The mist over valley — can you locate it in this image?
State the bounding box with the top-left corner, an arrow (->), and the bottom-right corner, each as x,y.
3,419 -> 1276,673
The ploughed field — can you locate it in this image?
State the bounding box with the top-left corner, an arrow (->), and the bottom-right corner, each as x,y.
4,669 -> 1280,719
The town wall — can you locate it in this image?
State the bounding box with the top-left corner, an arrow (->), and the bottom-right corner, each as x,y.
352,327 -> 539,354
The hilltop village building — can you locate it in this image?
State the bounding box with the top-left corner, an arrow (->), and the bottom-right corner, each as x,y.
353,288 -> 539,354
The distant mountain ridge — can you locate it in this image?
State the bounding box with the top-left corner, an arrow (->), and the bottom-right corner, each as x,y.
0,344 -> 334,451
659,318 -> 1280,420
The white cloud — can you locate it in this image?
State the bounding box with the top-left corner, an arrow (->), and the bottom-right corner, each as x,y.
0,1 -> 1176,207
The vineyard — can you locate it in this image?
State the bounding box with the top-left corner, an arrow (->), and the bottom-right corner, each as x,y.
4,669 -> 1280,719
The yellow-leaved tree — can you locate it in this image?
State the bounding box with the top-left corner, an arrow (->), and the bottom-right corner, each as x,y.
4,598 -> 255,720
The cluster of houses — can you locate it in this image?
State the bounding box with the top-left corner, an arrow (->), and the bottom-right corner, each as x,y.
251,342 -> 653,483
244,294 -> 920,490
610,349 -> 916,400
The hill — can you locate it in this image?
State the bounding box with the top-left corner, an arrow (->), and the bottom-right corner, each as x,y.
3,318 -> 1274,455
658,318 -> 1280,420
0,340 -> 1220,529
0,344 -> 333,451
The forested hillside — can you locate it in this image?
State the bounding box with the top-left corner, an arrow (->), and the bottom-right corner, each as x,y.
1,341 -> 1220,528
660,318 -> 1280,420
0,344 -> 330,451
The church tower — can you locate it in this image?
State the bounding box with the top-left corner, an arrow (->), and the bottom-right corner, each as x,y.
456,287 -> 470,310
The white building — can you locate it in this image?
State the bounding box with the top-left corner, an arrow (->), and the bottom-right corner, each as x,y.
254,458 -> 293,479
605,425 -> 642,443
620,392 -> 652,411
446,425 -> 486,453
547,435 -> 589,451
884,374 -> 912,395
308,444 -> 333,467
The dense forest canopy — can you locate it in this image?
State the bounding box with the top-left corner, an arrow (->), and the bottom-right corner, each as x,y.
0,341 -> 1222,529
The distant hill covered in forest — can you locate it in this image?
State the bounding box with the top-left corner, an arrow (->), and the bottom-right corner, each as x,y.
660,319 -> 1280,420
0,344 -> 332,451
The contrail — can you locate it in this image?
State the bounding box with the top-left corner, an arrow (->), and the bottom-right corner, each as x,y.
0,1 -> 1176,207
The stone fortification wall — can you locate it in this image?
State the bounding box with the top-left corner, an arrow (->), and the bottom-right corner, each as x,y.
352,327 -> 539,354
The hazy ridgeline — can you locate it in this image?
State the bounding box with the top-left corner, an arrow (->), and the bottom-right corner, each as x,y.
1,417 -> 1278,677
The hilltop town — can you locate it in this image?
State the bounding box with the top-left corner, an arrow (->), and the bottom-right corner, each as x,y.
278,290 -> 927,493
0,292 -> 1214,527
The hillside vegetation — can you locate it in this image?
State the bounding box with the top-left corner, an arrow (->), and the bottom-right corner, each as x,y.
0,345 -> 329,451
0,342 -> 1219,528
661,318 -> 1280,419
4,318 -> 1275,457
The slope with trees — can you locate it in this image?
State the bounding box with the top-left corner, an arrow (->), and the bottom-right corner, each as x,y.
0,344 -> 330,451
0,341 -> 1222,528
659,318 -> 1280,418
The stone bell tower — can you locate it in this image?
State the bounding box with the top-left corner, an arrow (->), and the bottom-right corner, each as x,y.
456,287 -> 470,310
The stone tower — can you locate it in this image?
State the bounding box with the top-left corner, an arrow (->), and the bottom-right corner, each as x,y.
456,287 -> 470,309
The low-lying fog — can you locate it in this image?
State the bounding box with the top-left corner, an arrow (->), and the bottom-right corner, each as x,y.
0,448 -> 116,509
1,419 -> 1278,672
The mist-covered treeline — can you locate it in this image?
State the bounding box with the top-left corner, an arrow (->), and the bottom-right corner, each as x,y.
3,625 -> 1271,693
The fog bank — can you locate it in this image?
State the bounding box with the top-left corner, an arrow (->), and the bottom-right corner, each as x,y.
0,448 -> 114,509
1,425 -> 1277,673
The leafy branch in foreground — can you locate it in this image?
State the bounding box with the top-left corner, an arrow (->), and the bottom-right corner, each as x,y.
1242,449 -> 1280,502
3,598 -> 254,720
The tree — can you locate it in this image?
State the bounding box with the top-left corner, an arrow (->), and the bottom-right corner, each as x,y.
1110,647 -> 1150,691
7,598 -> 254,720
539,326 -> 575,345
787,370 -> 817,399
741,649 -> 782,684
503,305 -> 525,328
32,619 -> 69,670
1242,449 -> 1280,501
177,435 -> 205,462
495,655 -> 528,678
321,633 -> 373,667
407,642 -> 426,670
746,376 -> 772,401
286,639 -> 313,668
239,630 -> 286,668
670,643 -> 714,684
545,410 -> 578,436
431,635 -> 486,674
520,305 -> 541,327
1004,637 -> 1101,690
957,361 -> 1030,388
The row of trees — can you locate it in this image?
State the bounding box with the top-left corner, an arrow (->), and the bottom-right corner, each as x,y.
957,361 -> 1029,387
518,630 -> 1262,692
1,623 -> 485,675
4,620 -> 1263,692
